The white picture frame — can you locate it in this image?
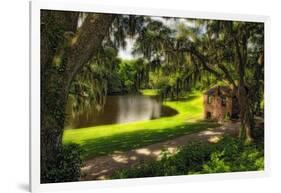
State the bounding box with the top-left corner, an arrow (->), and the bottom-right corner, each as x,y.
30,0 -> 271,192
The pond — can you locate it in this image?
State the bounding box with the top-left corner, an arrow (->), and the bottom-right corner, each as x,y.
65,95 -> 178,129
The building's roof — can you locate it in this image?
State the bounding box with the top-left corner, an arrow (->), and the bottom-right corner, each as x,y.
204,86 -> 233,97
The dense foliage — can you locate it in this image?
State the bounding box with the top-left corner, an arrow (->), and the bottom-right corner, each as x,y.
41,144 -> 82,183
111,136 -> 264,179
115,59 -> 149,93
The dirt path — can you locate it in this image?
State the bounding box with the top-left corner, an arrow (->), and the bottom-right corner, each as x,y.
81,121 -> 240,181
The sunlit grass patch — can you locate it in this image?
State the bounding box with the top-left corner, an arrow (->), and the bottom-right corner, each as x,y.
140,89 -> 159,96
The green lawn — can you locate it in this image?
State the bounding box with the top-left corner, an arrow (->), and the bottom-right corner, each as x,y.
63,91 -> 219,160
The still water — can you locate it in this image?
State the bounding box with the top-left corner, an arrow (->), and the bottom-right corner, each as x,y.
65,95 -> 178,129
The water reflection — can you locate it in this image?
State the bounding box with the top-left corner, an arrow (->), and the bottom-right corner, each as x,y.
65,95 -> 178,129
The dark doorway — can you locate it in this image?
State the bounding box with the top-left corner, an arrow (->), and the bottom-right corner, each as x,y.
206,112 -> 212,119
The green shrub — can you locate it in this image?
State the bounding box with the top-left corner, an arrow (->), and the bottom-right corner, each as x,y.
202,137 -> 264,173
174,142 -> 214,172
233,144 -> 264,171
213,136 -> 243,160
111,136 -> 264,179
202,152 -> 231,173
112,142 -> 214,179
41,144 -> 82,183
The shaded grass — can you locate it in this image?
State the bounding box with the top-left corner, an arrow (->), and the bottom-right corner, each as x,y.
63,91 -> 219,160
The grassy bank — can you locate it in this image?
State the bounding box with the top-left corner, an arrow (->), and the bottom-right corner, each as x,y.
63,91 -> 219,160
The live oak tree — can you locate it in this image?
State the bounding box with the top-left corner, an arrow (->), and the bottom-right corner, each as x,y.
133,19 -> 264,142
176,20 -> 264,143
41,10 -> 115,182
40,10 -> 146,182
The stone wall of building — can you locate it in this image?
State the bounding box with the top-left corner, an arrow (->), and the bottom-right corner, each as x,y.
204,95 -> 233,121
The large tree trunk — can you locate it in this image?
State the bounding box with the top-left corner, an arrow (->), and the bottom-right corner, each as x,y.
41,10 -> 80,182
237,83 -> 253,143
232,24 -> 254,143
40,11 -> 115,182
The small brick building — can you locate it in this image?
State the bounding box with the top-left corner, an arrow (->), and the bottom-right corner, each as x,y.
203,86 -> 239,121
